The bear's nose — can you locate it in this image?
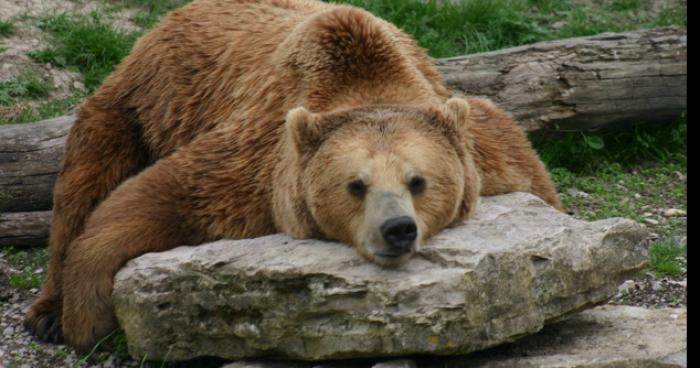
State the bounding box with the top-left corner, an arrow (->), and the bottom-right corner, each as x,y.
380,216 -> 417,253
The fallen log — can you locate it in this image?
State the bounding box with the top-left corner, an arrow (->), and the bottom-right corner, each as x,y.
0,115 -> 72,213
0,27 -> 687,213
435,27 -> 687,131
0,211 -> 52,247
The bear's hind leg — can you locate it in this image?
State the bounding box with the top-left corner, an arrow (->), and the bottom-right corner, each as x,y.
24,104 -> 150,343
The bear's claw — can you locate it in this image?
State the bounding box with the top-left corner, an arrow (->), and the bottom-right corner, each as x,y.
24,309 -> 64,344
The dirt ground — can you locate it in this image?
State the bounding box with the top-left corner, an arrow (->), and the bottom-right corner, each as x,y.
0,0 -> 139,121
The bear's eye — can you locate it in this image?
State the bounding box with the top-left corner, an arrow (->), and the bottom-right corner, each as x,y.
347,180 -> 368,198
408,176 -> 426,195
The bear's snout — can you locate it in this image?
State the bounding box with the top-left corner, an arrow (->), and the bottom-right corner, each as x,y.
356,189 -> 420,265
379,216 -> 417,257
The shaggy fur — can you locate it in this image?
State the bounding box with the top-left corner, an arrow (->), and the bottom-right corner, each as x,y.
24,0 -> 561,352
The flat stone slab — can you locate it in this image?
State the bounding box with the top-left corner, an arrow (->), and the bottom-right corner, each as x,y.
113,193 -> 648,362
222,305 -> 687,368
445,305 -> 687,368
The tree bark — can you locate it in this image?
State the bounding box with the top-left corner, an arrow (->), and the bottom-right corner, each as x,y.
0,211 -> 52,247
0,115 -> 72,213
435,27 -> 687,131
0,27 -> 687,214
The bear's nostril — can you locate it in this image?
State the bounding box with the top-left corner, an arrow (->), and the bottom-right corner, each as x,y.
380,216 -> 418,252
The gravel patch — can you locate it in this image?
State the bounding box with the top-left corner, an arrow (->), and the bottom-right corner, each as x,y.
0,255 -> 138,368
610,273 -> 687,309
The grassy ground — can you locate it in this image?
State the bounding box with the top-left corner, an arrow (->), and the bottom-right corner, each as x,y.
29,13 -> 138,91
0,19 -> 16,38
0,70 -> 52,105
335,0 -> 686,57
3,247 -> 48,290
534,119 -> 688,277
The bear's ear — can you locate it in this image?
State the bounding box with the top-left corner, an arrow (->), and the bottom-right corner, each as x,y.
443,97 -> 471,126
430,97 -> 471,145
286,106 -> 324,156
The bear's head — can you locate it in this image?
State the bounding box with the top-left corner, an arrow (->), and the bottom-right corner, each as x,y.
274,98 -> 481,267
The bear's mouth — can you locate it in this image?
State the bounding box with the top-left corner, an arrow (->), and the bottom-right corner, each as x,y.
363,242 -> 415,267
375,249 -> 412,259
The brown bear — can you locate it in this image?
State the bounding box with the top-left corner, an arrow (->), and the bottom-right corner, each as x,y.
24,0 -> 562,352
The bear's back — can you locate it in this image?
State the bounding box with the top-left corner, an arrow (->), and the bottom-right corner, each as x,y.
88,0 -> 448,157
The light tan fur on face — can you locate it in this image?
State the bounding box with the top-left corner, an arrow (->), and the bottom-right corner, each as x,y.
292,107 -> 466,265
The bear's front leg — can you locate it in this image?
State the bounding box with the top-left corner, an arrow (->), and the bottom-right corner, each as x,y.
58,163 -> 206,352
61,243 -> 118,352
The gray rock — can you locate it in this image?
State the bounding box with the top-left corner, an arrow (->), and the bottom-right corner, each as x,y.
372,359 -> 417,368
442,305 -> 687,368
617,280 -> 636,294
663,208 -> 687,218
644,218 -> 660,226
670,279 -> 687,288
218,306 -> 686,368
224,363 -> 308,368
566,188 -> 590,198
673,172 -> 687,183
113,193 -> 648,362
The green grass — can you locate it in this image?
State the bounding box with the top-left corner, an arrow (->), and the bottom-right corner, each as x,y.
534,114 -> 687,279
0,95 -> 83,125
610,0 -> 643,12
0,71 -> 53,105
115,0 -> 191,28
111,330 -> 131,357
29,13 -> 137,91
121,0 -> 688,60
536,117 -> 687,232
648,239 -> 687,277
24,2 -> 191,94
331,0 -> 687,57
3,247 -> 48,290
652,7 -> 688,27
533,115 -> 687,172
331,0 -> 546,57
550,160 -> 686,224
0,19 -> 16,38
10,271 -> 44,290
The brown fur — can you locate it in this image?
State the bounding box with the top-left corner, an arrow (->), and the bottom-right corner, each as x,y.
24,0 -> 561,352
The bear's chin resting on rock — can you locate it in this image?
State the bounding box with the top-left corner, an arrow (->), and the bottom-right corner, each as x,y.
24,0 -> 562,353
